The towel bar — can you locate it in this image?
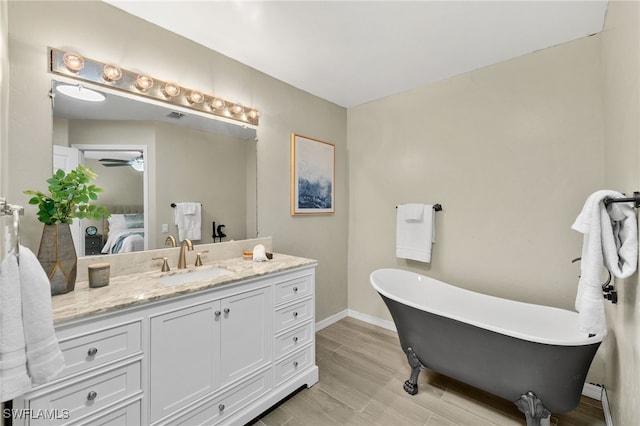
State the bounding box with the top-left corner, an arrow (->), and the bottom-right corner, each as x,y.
396,204 -> 442,211
171,203 -> 203,208
603,191 -> 640,208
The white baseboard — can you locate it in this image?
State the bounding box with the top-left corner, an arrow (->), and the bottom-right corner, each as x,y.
582,383 -> 603,400
601,386 -> 614,426
346,309 -> 396,332
315,309 -> 348,331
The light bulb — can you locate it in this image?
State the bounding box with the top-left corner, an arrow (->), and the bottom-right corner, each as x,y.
63,52 -> 84,72
210,98 -> 225,110
231,104 -> 243,114
162,82 -> 180,98
248,110 -> 259,119
102,64 -> 122,82
188,90 -> 204,105
135,74 -> 154,91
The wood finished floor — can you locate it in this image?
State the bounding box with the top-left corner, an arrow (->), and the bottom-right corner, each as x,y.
251,317 -> 606,426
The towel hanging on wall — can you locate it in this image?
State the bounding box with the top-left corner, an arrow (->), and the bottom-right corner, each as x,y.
174,202 -> 202,241
572,190 -> 638,335
396,204 -> 436,263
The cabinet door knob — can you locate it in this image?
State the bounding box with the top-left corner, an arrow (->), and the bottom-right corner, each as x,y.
218,404 -> 225,412
293,312 -> 298,318
87,347 -> 98,357
293,336 -> 299,343
215,310 -> 221,317
87,391 -> 98,401
223,308 -> 230,315
293,286 -> 298,293
293,361 -> 299,368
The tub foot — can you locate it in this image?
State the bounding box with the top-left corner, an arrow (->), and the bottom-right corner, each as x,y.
403,347 -> 425,396
515,391 -> 551,426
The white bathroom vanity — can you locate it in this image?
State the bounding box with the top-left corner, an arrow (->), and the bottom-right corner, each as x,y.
12,251 -> 318,425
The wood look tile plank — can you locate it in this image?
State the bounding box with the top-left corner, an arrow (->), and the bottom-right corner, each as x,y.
251,318 -> 605,426
315,364 -> 371,412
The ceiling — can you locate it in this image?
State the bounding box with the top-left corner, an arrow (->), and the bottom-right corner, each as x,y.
102,1 -> 608,108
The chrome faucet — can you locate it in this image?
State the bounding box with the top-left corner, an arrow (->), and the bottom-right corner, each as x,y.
177,239 -> 193,269
165,235 -> 177,247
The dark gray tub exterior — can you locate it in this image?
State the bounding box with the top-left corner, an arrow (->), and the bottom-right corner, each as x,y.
376,284 -> 602,425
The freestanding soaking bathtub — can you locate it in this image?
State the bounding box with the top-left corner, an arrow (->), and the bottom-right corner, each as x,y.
370,268 -> 603,426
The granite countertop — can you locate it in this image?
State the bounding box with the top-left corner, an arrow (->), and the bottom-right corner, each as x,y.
52,253 -> 317,324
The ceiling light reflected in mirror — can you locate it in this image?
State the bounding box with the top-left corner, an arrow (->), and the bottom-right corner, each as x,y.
55,84 -> 106,102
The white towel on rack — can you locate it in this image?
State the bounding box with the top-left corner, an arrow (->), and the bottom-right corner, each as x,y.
0,251 -> 31,402
402,203 -> 425,222
396,204 -> 435,263
174,202 -> 202,241
572,190 -> 638,335
19,246 -> 65,384
0,246 -> 64,402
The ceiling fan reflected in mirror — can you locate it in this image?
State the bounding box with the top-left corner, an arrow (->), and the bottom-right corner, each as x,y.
99,155 -> 144,171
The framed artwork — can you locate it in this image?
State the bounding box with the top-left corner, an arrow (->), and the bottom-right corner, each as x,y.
290,133 -> 335,215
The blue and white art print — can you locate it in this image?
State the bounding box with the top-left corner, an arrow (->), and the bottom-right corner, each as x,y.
291,134 -> 335,215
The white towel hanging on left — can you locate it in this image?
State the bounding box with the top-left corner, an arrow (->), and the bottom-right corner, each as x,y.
0,246 -> 65,402
174,202 -> 202,241
396,204 -> 436,263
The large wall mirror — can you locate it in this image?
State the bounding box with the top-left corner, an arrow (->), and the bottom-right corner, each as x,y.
51,80 -> 258,257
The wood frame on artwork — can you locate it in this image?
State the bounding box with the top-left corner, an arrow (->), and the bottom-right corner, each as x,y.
290,133 -> 335,215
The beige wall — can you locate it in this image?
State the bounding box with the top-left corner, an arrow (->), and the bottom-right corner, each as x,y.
6,1 -> 348,322
601,1 -> 640,424
0,0 -> 7,197
347,35 -> 605,378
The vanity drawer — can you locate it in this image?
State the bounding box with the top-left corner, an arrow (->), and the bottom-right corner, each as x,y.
274,322 -> 313,360
168,369 -> 271,426
273,298 -> 313,333
80,399 -> 141,426
274,345 -> 313,386
57,321 -> 141,379
273,274 -> 312,306
29,361 -> 141,426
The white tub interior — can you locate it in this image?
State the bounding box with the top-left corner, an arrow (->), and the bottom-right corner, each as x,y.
370,268 -> 604,346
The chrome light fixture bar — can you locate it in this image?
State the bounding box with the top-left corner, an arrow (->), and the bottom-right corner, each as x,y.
49,47 -> 259,126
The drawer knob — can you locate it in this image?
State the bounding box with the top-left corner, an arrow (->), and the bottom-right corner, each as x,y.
293,361 -> 299,368
219,404 -> 225,412
293,312 -> 298,318
293,336 -> 299,343
224,308 -> 230,315
87,391 -> 98,401
87,347 -> 98,357
293,286 -> 298,293
215,310 -> 221,317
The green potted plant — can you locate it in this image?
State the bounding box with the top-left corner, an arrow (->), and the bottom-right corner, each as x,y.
25,165 -> 110,295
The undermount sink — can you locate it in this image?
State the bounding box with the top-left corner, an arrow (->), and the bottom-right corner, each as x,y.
156,267 -> 233,286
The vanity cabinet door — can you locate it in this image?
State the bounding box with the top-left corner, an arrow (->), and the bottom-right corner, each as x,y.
149,301 -> 221,423
219,286 -> 271,386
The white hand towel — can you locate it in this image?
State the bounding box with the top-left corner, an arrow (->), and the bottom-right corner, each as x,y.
253,244 -> 268,262
19,246 -> 65,385
0,251 -> 31,402
403,204 -> 424,222
572,190 -> 638,335
174,202 -> 202,241
396,204 -> 435,263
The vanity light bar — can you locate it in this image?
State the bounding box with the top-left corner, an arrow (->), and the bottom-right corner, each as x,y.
49,47 -> 259,126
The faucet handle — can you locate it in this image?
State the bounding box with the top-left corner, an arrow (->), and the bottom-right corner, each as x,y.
195,250 -> 209,267
152,256 -> 170,272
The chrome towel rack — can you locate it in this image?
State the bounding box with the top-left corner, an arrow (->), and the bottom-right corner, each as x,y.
0,197 -> 25,262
